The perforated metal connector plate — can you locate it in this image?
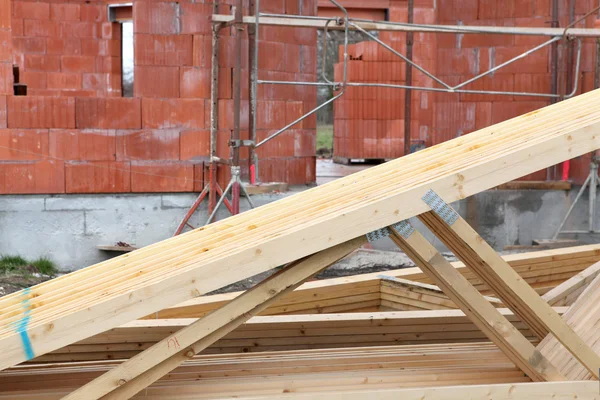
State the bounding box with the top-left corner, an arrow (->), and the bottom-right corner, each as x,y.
366,227 -> 390,243
422,189 -> 459,226
392,220 -> 415,239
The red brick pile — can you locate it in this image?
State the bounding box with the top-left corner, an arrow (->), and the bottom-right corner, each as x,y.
0,0 -> 318,194
333,0 -> 598,183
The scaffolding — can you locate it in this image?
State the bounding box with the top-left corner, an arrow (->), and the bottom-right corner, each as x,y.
174,0 -> 600,235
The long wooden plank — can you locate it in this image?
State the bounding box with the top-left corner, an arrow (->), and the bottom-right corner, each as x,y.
418,195 -> 600,379
542,261 -> 600,306
2,90 -> 600,371
538,272 -> 600,380
214,382 -> 600,400
0,343 -> 527,397
387,222 -> 563,382
63,237 -> 366,400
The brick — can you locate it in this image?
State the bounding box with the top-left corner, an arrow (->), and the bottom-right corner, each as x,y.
134,1 -> 178,34
47,72 -> 82,90
294,130 -> 315,157
218,99 -> 249,130
192,35 -> 211,68
180,67 -> 210,99
24,54 -> 60,71
0,160 -> 65,194
59,89 -> 97,97
49,129 -> 116,161
0,0 -> 10,29
60,21 -> 102,38
11,18 -> 24,36
81,39 -> 120,57
13,37 -> 46,54
47,38 -> 81,55
494,47 -> 549,74
76,98 -> 141,129
142,98 -> 205,129
0,30 -> 11,62
24,19 -> 59,37
102,22 -> 121,40
285,101 -> 304,128
50,3 -> 80,21
0,63 -> 12,95
130,161 -> 194,193
134,66 -> 180,98
0,96 -> 5,128
13,1 -> 50,20
61,55 -> 95,73
81,73 -> 106,91
180,129 -> 210,160
513,73 -> 552,101
180,3 -> 211,34
0,129 -> 48,160
96,57 -> 121,74
218,36 -> 249,69
8,97 -> 75,129
135,34 -> 193,66
65,161 -> 130,193
460,74 -> 515,102
116,130 -> 180,160
80,4 -> 105,22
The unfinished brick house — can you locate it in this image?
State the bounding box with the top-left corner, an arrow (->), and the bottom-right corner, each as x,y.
332,0 -> 600,184
0,0 -> 318,194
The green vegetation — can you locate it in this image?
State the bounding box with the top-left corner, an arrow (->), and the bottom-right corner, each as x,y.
316,124 -> 334,156
0,255 -> 58,276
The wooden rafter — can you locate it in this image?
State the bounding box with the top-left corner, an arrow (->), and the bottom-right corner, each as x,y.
417,191 -> 600,379
542,261 -> 600,306
387,221 -> 564,382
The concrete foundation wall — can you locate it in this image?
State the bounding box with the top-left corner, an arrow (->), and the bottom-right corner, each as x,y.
0,187 -> 598,270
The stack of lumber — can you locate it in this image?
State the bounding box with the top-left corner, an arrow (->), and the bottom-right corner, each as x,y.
34,308 -> 551,362
0,343 -> 529,398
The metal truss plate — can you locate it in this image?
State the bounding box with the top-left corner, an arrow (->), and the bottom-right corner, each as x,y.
366,227 -> 390,243
422,189 -> 459,226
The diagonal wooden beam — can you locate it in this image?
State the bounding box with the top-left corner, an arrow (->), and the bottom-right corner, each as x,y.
379,275 -> 503,310
62,237 -> 367,400
417,189 -> 600,379
387,221 -> 564,382
542,261 -> 600,306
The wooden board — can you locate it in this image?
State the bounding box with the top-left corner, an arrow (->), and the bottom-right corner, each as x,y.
0,343 -> 529,397
3,90 -> 600,371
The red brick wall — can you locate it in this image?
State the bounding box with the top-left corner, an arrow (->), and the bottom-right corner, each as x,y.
1,0 -> 318,194
333,0 -> 598,183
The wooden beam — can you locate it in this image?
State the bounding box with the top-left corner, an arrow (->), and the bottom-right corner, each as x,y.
387,222 -> 563,382
417,190 -> 600,379
494,180 -> 572,190
212,14 -> 600,37
63,237 -> 366,400
3,91 -> 600,371
220,381 -> 600,400
542,261 -> 600,306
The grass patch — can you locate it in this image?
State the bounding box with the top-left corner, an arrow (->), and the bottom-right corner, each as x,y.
316,124 -> 333,156
0,255 -> 58,276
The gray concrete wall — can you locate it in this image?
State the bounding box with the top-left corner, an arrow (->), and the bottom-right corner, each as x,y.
0,186 -> 598,271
